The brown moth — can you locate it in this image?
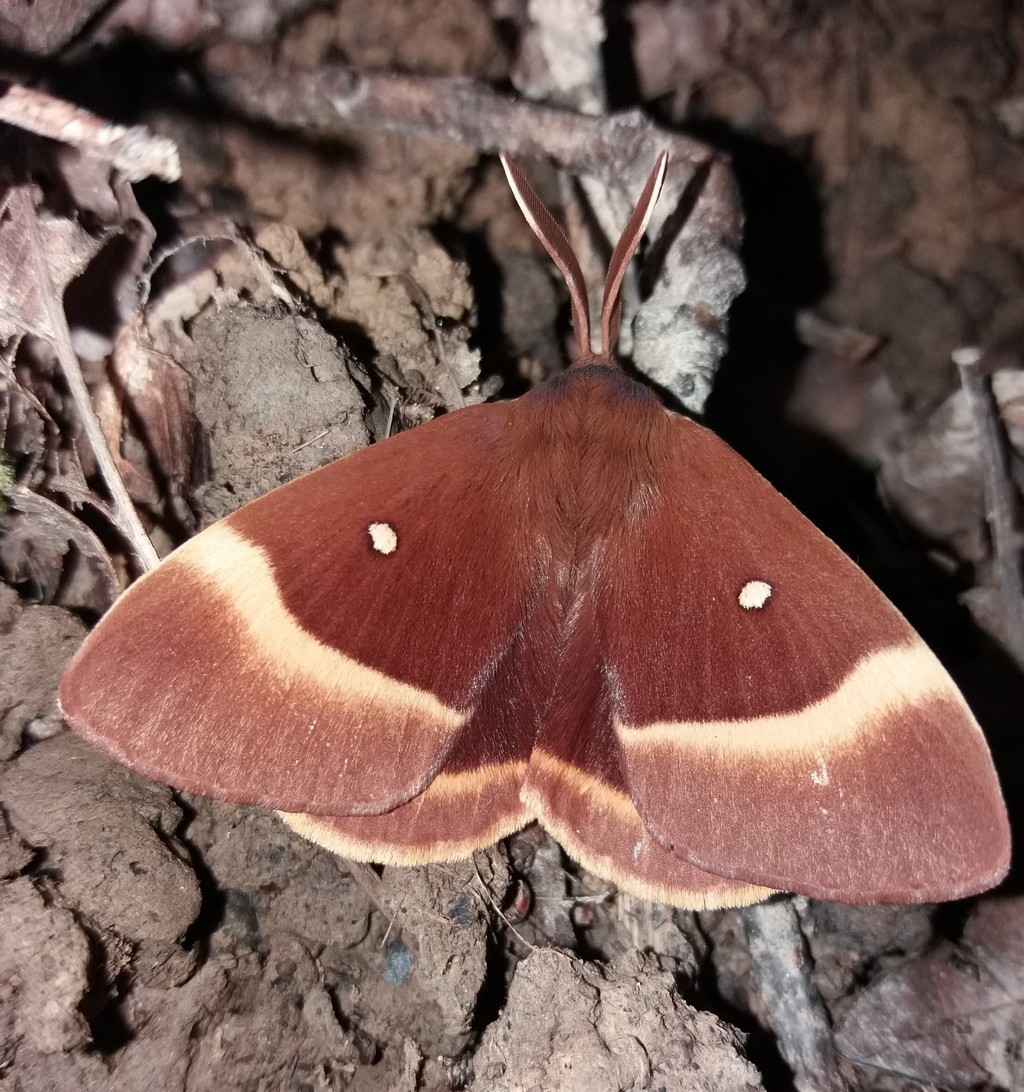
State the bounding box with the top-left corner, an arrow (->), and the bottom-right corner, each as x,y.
60,154 -> 1010,908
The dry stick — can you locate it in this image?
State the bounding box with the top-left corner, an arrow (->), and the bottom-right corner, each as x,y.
954,346 -> 1024,669
742,900 -> 849,1092
0,83 -> 180,183
206,63 -> 710,184
15,187 -> 159,574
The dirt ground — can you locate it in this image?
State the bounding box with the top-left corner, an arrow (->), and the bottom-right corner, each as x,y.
1,1 -> 1023,1090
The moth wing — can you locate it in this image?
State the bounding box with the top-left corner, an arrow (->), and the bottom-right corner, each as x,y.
281,621 -> 545,864
601,414 -> 1010,902
61,402 -> 542,818
523,586 -> 775,909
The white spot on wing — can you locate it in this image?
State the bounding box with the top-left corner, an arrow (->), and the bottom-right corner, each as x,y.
738,580 -> 772,610
177,524 -> 468,733
369,521 -> 398,555
810,754 -> 829,786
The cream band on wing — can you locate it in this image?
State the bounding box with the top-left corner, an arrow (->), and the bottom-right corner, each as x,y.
523,749 -> 647,822
522,749 -> 774,909
615,642 -> 978,755
173,522 -> 469,734
279,759 -> 530,865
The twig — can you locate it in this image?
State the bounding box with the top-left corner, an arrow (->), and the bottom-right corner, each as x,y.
15,187 -> 159,574
472,856 -> 537,953
290,427 -> 331,454
741,899 -> 849,1092
0,83 -> 180,182
341,859 -> 390,915
206,62 -> 709,185
954,346 -> 1024,670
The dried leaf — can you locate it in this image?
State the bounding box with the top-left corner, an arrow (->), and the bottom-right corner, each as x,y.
0,373 -> 49,484
0,0 -> 107,55
109,321 -> 195,508
0,449 -> 12,513
835,897 -> 1024,1089
880,368 -> 1024,561
0,186 -> 107,347
0,155 -> 158,363
0,487 -> 117,613
58,158 -> 157,357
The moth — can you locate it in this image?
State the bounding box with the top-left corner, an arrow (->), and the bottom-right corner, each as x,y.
60,153 -> 1010,909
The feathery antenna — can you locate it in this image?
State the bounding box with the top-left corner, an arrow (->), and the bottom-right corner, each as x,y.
501,152 -> 669,366
600,152 -> 668,359
501,155 -> 592,361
